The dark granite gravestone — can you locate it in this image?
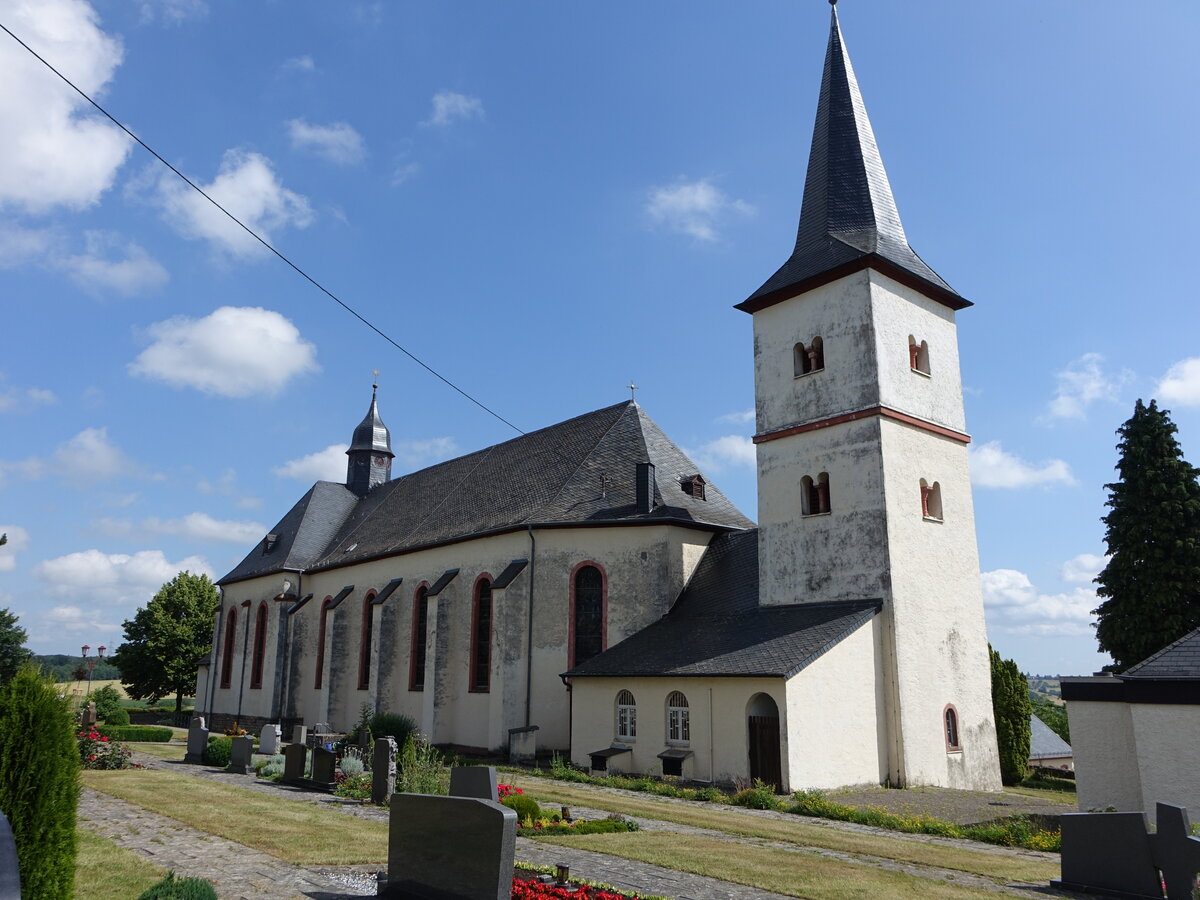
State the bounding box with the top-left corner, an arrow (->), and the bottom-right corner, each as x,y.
282,742 -> 307,782
183,716 -> 208,764
1153,804 -> 1200,900
0,810 -> 20,900
372,737 -> 397,806
449,766 -> 498,802
226,735 -> 254,775
382,794 -> 516,899
308,747 -> 337,788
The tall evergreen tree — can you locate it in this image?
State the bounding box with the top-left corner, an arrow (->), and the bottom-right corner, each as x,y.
113,571 -> 217,713
0,607 -> 31,686
1093,399 -> 1200,671
989,646 -> 1031,786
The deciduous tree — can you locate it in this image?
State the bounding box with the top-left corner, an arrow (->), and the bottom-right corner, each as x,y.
113,571 -> 217,714
1094,399 -> 1200,671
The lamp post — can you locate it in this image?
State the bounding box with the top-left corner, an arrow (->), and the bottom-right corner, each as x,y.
81,644 -> 106,693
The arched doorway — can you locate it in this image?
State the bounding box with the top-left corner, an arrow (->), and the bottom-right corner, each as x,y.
747,693 -> 782,792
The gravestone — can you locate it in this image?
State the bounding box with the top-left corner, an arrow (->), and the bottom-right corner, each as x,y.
383,794 -> 516,899
1154,804 -> 1200,899
259,723 -> 281,756
372,737 -> 397,806
183,716 -> 209,764
309,747 -> 337,788
449,765 -> 499,802
0,810 -> 20,900
283,742 -> 307,782
358,728 -> 371,749
81,702 -> 97,729
226,735 -> 254,775
507,725 -> 538,764
291,724 -> 307,746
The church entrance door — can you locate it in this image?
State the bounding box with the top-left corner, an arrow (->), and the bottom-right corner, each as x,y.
747,693 -> 782,792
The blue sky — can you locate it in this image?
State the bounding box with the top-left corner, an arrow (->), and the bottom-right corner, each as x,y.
2,0 -> 1198,676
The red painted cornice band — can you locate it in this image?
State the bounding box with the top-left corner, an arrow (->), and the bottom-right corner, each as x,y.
753,405 -> 971,445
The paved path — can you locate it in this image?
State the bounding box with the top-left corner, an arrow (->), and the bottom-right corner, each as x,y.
75,747 -> 1081,900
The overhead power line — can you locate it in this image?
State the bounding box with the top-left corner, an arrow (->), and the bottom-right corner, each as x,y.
0,20 -> 526,436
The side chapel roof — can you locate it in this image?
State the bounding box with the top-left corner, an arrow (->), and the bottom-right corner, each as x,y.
220,401 -> 753,585
1121,627 -> 1200,680
1028,715 -> 1072,760
566,529 -> 881,679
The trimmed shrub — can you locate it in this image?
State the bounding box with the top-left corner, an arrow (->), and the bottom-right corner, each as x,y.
520,818 -> 638,837
502,793 -> 543,823
103,706 -> 131,726
0,666 -> 80,899
87,684 -> 123,720
202,735 -> 232,767
137,872 -> 218,900
339,755 -> 365,777
98,725 -> 173,742
357,711 -> 417,746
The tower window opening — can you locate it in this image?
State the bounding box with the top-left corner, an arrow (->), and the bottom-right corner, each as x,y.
908,336 -> 931,376
944,704 -> 961,751
920,479 -> 943,521
802,472 -> 832,516
794,337 -> 825,377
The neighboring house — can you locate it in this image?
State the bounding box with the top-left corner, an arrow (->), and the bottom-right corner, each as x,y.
1062,627 -> 1200,821
196,6 -> 1001,793
1027,715 -> 1072,772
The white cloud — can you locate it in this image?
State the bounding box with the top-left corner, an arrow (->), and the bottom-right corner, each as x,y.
137,0 -> 207,25
40,604 -> 121,636
394,437 -> 459,470
0,225 -> 57,268
0,0 -> 131,213
391,161 -> 420,187
52,427 -> 135,484
423,91 -> 484,127
716,409 -> 755,425
968,440 -> 1075,489
280,55 -> 315,74
0,526 -> 30,572
129,306 -> 319,398
33,548 -> 213,608
686,435 -> 755,474
1044,352 -> 1129,421
982,567 -> 1097,637
287,118 -> 366,165
93,512 -> 266,545
1061,553 -> 1108,585
645,178 -> 753,242
62,231 -> 169,296
0,377 -> 57,413
1155,358 -> 1200,407
274,443 -> 347,482
151,149 -> 313,258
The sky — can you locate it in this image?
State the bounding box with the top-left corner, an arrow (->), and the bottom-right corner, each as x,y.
2,0 -> 1199,677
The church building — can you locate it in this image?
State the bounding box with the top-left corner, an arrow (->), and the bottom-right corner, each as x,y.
197,5 -> 1001,793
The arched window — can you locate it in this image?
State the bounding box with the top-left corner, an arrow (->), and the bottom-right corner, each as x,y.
470,577 -> 493,692
793,337 -> 825,377
571,564 -> 606,668
314,597 -> 332,690
357,593 -> 375,690
944,704 -> 961,750
801,472 -> 831,516
616,689 -> 637,741
666,691 -> 690,745
409,584 -> 429,691
249,602 -> 268,689
920,479 -> 943,521
909,336 -> 931,375
219,608 -> 237,689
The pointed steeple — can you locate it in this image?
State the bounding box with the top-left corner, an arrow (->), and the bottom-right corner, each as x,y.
345,383 -> 394,496
737,5 -> 968,313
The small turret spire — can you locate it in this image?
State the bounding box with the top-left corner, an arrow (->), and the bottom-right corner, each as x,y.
345,377 -> 394,496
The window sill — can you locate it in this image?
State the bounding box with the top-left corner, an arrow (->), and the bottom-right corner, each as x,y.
468,686 -> 491,694
910,368 -> 932,378
923,516 -> 944,524
665,741 -> 691,748
802,511 -> 832,519
408,686 -> 425,693
946,747 -> 963,754
794,369 -> 825,380
615,737 -> 636,744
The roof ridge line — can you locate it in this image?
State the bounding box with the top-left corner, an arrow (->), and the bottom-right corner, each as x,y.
536,401 -> 639,519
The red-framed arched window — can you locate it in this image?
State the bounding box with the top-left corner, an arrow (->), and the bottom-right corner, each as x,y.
569,561 -> 607,669
358,592 -> 376,690
409,583 -> 430,691
219,607 -> 237,689
314,597 -> 332,690
249,602 -> 268,689
470,575 -> 493,692
944,703 -> 961,751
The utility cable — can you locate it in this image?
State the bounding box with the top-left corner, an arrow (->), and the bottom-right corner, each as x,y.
0,20 -> 526,436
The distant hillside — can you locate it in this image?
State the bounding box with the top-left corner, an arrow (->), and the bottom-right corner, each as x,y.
1027,676 -> 1062,703
33,653 -> 120,682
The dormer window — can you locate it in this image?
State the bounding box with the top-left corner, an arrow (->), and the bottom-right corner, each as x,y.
793,337 -> 825,377
908,336 -> 930,376
801,472 -> 831,516
680,474 -> 706,501
262,533 -> 278,554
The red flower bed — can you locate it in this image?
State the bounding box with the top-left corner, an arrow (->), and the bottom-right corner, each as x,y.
512,878 -> 635,900
498,783 -> 523,799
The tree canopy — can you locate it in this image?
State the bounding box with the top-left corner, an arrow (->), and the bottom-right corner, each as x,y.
990,645 -> 1031,786
113,571 -> 217,713
1093,399 -> 1200,671
0,607 -> 32,686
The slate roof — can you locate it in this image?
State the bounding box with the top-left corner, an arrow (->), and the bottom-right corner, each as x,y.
220,401 -> 753,585
736,7 -> 966,314
348,387 -> 392,455
1122,627 -> 1200,680
566,529 -> 881,679
1028,715 -> 1072,760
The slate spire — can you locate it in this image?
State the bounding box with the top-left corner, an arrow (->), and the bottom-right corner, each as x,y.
737,6 -> 967,313
345,383 -> 394,496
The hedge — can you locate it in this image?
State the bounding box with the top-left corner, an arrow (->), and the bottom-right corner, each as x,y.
98,725 -> 174,742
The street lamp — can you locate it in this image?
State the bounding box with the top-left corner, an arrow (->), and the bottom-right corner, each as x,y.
81,644 -> 106,692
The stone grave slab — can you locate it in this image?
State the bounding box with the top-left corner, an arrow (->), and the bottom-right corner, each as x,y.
294,746 -> 337,791
226,735 -> 254,775
1152,804 -> 1200,900
0,810 -> 20,900
282,742 -> 307,783
259,723 -> 281,756
291,724 -> 307,746
184,716 -> 208,764
382,794 -> 516,899
449,765 -> 498,802
372,737 -> 397,806
1056,811 -> 1161,898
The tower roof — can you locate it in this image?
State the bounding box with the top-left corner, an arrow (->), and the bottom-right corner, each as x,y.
737,6 -> 968,313
347,386 -> 393,456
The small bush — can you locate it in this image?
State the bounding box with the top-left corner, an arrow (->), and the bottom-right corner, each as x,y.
502,793 -> 543,822
202,736 -> 232,768
520,817 -> 638,837
136,871 -> 218,900
691,786 -> 722,802
103,706 -> 131,726
339,755 -> 365,777
78,728 -> 133,770
87,684 -> 123,720
256,754 -> 286,778
732,780 -> 781,810
352,711 -> 417,747
397,733 -> 446,795
98,725 -> 172,742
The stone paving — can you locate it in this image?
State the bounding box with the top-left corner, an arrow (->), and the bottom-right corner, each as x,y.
75,746 -> 1083,899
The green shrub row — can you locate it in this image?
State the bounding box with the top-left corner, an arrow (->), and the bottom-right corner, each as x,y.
521,818 -> 639,837
542,753 -> 722,802
97,725 -> 173,742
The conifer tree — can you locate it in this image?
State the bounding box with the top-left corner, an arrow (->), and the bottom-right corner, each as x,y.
989,646 -> 1031,786
0,607 -> 31,686
1093,399 -> 1200,671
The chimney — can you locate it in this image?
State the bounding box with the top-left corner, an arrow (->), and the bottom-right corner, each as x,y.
635,463 -> 655,514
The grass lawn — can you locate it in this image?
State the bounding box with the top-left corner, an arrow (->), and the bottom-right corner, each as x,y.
523,783 -> 1057,884
129,741 -> 187,761
539,831 -> 1017,899
76,826 -> 166,899
83,769 -> 388,865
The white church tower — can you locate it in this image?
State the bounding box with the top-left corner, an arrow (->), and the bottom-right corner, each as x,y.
738,4 -> 1001,789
